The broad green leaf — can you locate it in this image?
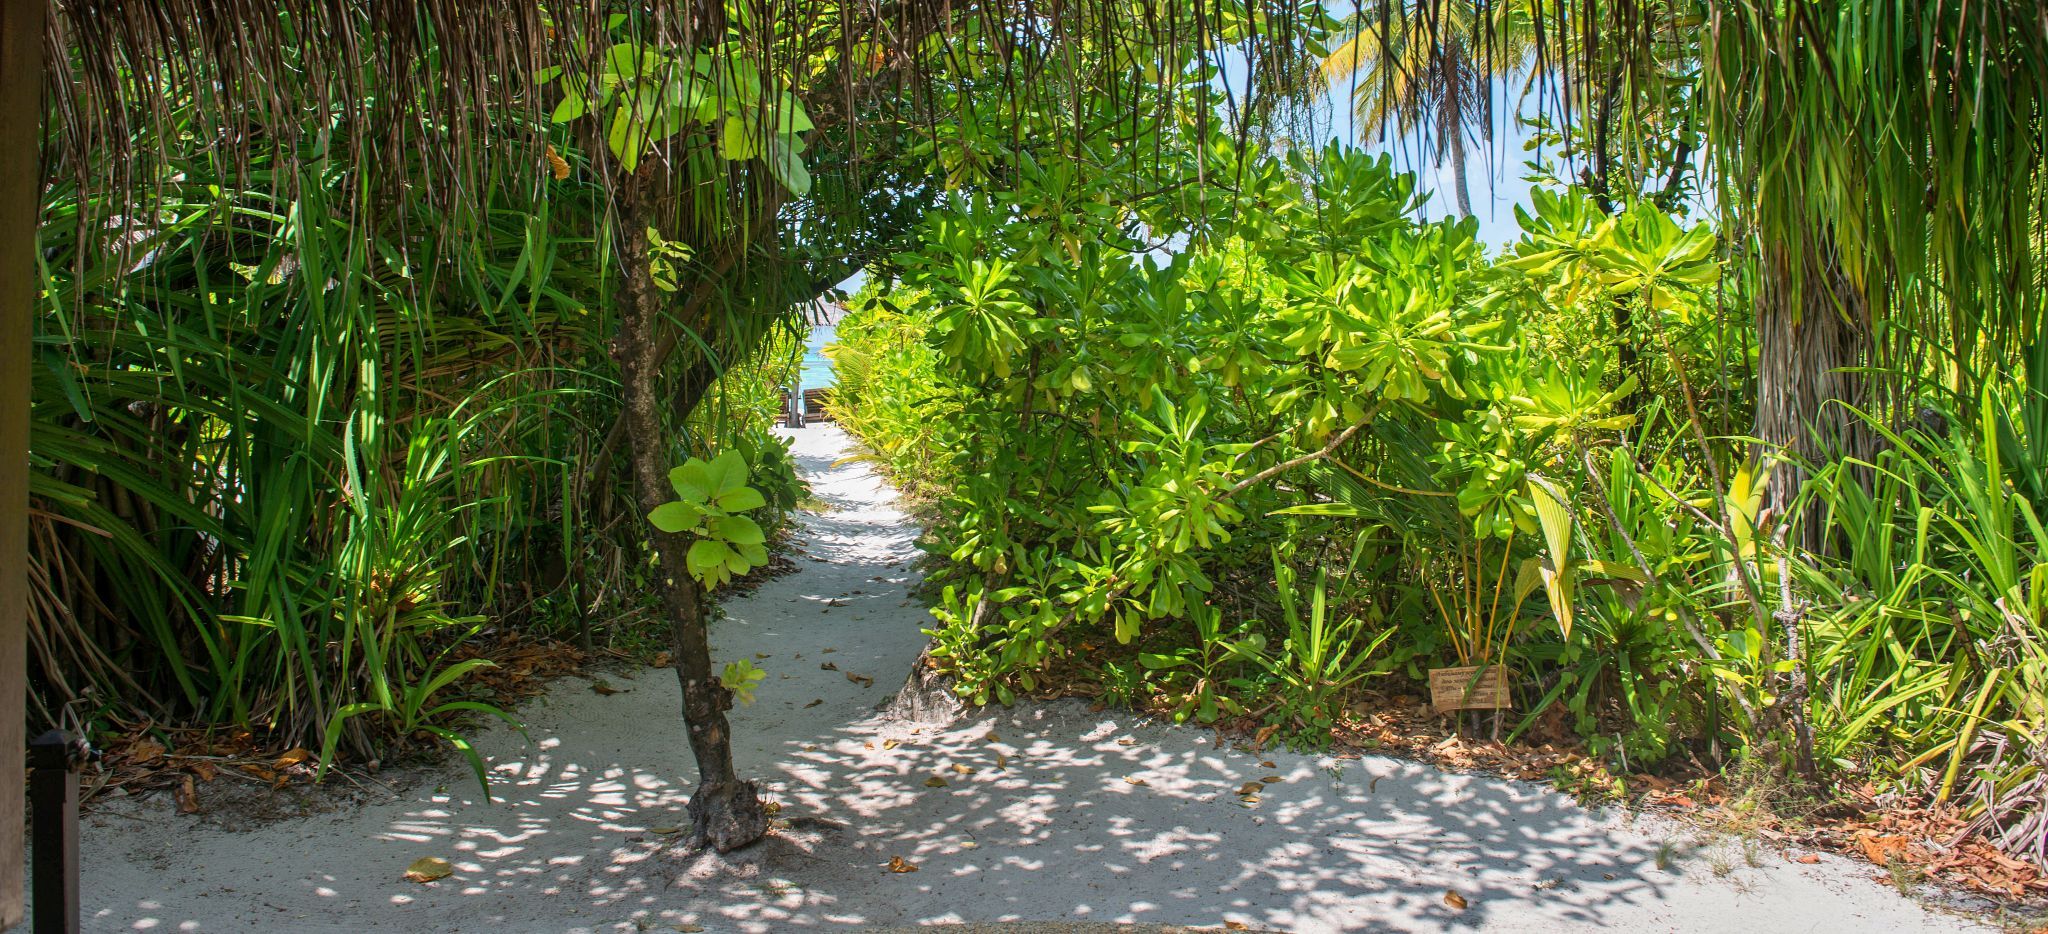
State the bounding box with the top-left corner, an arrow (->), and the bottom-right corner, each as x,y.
719,116 -> 758,160
1527,475 -> 1575,566
716,486 -> 766,512
773,93 -> 815,134
606,105 -> 647,172
713,514 -> 766,546
763,136 -> 812,197
550,93 -> 588,123
687,539 -> 734,583
648,501 -> 701,534
704,450 -> 748,494
670,461 -> 714,502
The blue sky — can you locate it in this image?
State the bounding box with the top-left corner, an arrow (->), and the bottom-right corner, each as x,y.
831,37 -> 1552,298
813,54 -> 1547,382
1316,87 -> 1542,248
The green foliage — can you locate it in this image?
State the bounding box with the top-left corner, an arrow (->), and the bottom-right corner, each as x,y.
1229,546 -> 1394,738
649,451 -> 773,590
1797,387 -> 2048,853
719,659 -> 769,706
26,98 -> 808,777
541,24 -> 814,193
832,144 -> 1727,747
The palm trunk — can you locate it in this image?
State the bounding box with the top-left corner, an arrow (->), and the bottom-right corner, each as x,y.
1753,240 -> 1871,554
1449,131 -> 1472,217
615,181 -> 766,853
1445,86 -> 1473,217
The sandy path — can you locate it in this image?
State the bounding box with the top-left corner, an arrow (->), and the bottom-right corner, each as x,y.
69,426 -> 1981,933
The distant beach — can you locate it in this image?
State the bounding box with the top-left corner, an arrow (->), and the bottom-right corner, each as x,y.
800,322 -> 836,390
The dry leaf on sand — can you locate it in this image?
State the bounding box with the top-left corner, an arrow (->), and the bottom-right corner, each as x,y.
404,857 -> 454,883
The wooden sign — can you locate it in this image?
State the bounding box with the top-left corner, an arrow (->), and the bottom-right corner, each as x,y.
1428,664 -> 1512,714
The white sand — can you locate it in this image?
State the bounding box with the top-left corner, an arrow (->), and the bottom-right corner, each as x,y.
67,426 -> 1984,932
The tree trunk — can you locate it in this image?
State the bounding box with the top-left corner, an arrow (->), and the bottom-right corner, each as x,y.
886,644 -> 964,725
1450,140 -> 1472,217
615,184 -> 766,853
1753,241 -> 1871,554
1445,86 -> 1473,218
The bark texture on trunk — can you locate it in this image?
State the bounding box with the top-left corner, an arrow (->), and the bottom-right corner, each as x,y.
885,645 -> 965,726
615,187 -> 765,853
1753,243 -> 1872,554
1442,74 -> 1472,218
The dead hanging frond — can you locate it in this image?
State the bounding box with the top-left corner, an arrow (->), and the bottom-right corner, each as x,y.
42,0 -> 1328,254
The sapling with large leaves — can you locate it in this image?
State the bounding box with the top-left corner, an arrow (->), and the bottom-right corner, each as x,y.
649,451 -> 774,590
552,22 -> 821,851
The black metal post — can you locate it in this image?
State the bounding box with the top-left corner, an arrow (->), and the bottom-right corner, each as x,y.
28,731 -> 83,934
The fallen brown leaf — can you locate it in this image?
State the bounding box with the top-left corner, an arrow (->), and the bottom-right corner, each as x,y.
924,776 -> 948,788
174,774 -> 199,813
846,672 -> 874,688
128,737 -> 166,765
1443,890 -> 1468,910
804,698 -> 823,708
404,857 -> 454,883
886,856 -> 919,873
820,662 -> 838,671
1125,776 -> 1148,786
590,680 -> 624,696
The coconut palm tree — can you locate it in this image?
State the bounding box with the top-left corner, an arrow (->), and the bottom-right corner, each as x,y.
1320,0 -> 1538,216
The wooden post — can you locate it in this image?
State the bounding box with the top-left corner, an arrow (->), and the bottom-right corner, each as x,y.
27,733 -> 81,934
0,0 -> 45,927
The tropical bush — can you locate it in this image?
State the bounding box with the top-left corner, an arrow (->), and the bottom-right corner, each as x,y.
831,142 -> 2048,870
28,121 -> 808,766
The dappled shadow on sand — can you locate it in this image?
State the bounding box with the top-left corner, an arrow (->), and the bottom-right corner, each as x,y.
79,428 -> 1935,933
725,704 -> 1676,932
173,698 -> 1683,933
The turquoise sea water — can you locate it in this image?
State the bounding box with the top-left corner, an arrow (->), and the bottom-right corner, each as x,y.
800,322 -> 837,390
